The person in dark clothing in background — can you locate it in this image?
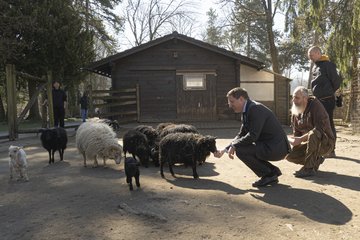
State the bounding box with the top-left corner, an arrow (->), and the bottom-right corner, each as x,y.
214,87 -> 290,187
308,46 -> 341,158
43,80 -> 67,128
79,92 -> 89,122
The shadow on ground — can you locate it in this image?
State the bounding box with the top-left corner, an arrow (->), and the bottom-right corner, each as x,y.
165,177 -> 247,195
250,184 -> 352,225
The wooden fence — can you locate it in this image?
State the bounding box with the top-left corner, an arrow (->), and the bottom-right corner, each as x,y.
4,64 -> 69,140
89,84 -> 139,123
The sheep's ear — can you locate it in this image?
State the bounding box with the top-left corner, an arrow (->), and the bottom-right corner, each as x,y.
110,145 -> 120,153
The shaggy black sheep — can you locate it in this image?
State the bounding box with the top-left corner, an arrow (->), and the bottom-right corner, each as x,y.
155,122 -> 174,133
151,123 -> 199,166
124,157 -> 140,191
123,129 -> 151,167
158,123 -> 199,138
101,119 -> 120,132
39,127 -> 68,164
159,132 -> 217,179
134,125 -> 158,148
134,125 -> 160,166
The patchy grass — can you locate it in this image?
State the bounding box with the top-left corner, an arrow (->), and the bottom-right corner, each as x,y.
0,118 -> 82,132
0,120 -> 42,132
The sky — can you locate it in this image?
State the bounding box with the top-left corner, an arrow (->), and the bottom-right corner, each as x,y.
114,0 -> 221,50
112,0 -> 306,83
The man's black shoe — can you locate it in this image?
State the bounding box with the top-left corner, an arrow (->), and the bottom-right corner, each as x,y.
252,175 -> 279,187
272,166 -> 282,176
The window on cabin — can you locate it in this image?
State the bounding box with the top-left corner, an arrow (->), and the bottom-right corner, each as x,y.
183,73 -> 206,90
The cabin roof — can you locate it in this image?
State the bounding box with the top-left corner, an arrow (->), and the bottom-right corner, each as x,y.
84,31 -> 266,77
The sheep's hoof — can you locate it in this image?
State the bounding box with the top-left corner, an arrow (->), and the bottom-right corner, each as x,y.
92,165 -> 98,168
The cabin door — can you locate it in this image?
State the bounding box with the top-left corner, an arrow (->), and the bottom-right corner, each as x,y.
138,70 -> 177,121
177,73 -> 217,121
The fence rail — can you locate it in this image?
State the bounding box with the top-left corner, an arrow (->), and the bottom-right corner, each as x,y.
89,84 -> 139,123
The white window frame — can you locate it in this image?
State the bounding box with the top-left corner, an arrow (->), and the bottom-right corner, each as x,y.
182,73 -> 206,90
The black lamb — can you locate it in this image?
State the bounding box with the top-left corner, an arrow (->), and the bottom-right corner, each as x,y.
159,132 -> 217,179
124,157 -> 140,191
39,127 -> 68,164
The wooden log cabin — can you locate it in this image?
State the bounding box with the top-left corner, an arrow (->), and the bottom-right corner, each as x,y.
86,31 -> 291,124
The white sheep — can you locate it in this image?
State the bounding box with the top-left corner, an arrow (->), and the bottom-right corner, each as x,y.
76,121 -> 123,167
8,145 -> 29,181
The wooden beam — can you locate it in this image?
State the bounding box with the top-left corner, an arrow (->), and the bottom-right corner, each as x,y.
92,88 -> 136,94
47,71 -> 54,127
16,71 -> 45,82
93,100 -> 137,108
17,83 -> 47,124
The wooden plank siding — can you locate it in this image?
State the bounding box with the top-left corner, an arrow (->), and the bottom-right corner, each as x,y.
99,35 -> 291,124
176,74 -> 217,121
274,75 -> 291,125
111,40 -> 239,122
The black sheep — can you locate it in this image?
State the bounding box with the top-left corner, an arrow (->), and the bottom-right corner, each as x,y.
101,119 -> 120,132
123,129 -> 151,167
39,127 -> 68,164
152,123 -> 199,166
134,125 -> 158,148
124,157 -> 140,191
159,132 -> 217,179
158,123 -> 199,138
134,125 -> 159,166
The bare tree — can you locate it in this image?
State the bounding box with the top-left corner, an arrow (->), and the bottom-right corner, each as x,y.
123,0 -> 195,46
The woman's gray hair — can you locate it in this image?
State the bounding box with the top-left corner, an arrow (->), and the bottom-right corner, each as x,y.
293,86 -> 309,97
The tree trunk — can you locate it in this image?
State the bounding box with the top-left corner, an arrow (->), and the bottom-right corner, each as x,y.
26,80 -> 42,120
346,51 -> 359,123
262,0 -> 280,74
0,94 -> 6,122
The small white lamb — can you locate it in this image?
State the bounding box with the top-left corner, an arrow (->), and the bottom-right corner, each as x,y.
8,145 -> 29,181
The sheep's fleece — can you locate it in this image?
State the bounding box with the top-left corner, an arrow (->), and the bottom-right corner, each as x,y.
8,145 -> 29,181
76,121 -> 123,166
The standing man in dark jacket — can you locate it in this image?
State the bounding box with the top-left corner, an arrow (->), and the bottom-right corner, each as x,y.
214,87 -> 290,187
79,92 -> 89,122
44,80 -> 67,128
308,46 -> 341,157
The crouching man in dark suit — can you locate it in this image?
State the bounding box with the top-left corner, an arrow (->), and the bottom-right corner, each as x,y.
214,87 -> 290,187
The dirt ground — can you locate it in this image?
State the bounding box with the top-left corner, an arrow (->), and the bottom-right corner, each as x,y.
0,124 -> 359,240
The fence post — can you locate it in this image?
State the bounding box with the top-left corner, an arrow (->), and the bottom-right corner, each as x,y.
6,64 -> 18,140
47,71 -> 54,127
